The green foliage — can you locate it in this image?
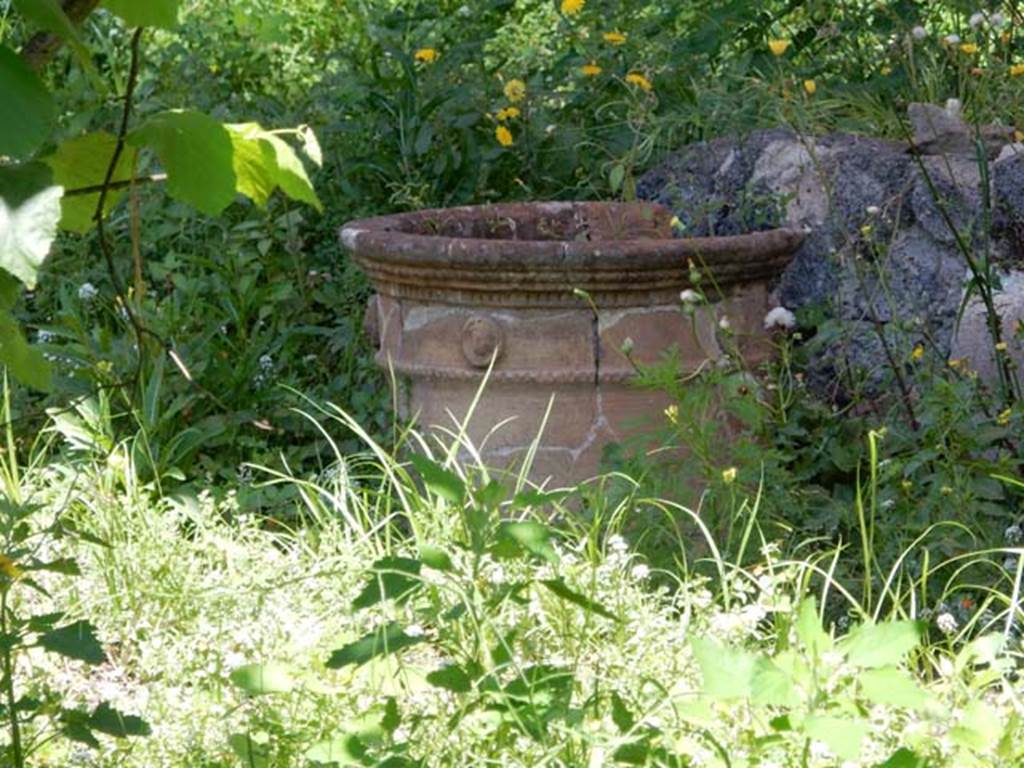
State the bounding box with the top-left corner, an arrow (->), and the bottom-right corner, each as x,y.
0,46 -> 55,159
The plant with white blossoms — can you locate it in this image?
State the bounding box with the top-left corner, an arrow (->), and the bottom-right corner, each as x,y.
912,25 -> 928,39
78,282 -> 99,301
763,306 -> 797,331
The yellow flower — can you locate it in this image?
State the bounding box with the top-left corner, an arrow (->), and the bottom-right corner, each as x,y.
911,344 -> 924,360
603,31 -> 627,45
503,79 -> 526,103
995,341 -> 1009,352
1010,64 -> 1024,76
997,408 -> 1012,426
580,62 -> 603,76
664,404 -> 679,425
722,467 -> 738,484
0,555 -> 21,580
495,125 -> 514,146
1015,130 -> 1024,142
960,43 -> 979,55
625,72 -> 653,92
496,106 -> 521,121
561,0 -> 585,15
768,38 -> 791,57
880,65 -> 893,75
803,79 -> 817,95
414,48 -> 439,63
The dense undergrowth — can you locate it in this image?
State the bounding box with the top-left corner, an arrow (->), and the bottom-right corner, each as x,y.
0,0 -> 1023,765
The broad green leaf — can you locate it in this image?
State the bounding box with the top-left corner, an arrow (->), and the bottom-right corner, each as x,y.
228,733 -> 270,768
840,620 -> 921,668
38,620 -> 106,665
874,747 -> 928,767
750,657 -> 798,707
226,123 -> 322,211
0,163 -> 64,288
352,556 -> 422,610
418,544 -> 453,572
101,0 -> 180,29
539,578 -> 617,621
305,733 -> 367,766
88,702 -> 150,737
0,46 -> 55,158
0,307 -> 51,391
690,637 -> 757,699
408,454 -> 465,504
795,596 -> 831,657
499,521 -> 559,564
949,701 -> 1003,753
610,691 -> 636,732
859,667 -> 929,710
12,0 -> 93,70
326,623 -> 425,669
229,662 -> 295,695
426,664 -> 472,693
45,132 -> 137,233
803,715 -> 867,761
128,110 -> 235,216
511,488 -> 572,508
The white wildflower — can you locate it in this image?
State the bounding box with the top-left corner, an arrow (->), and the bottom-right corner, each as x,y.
866,204 -> 880,216
405,624 -> 425,637
945,97 -> 962,116
631,563 -> 650,580
679,289 -> 701,304
1004,556 -> 1020,572
944,33 -> 961,45
259,354 -> 274,370
763,306 -> 797,331
608,534 -> 629,554
936,612 -> 958,635
969,12 -> 986,28
36,329 -> 54,344
1005,524 -> 1023,544
990,12 -> 1006,28
620,336 -> 634,355
718,315 -> 731,330
78,282 -> 98,302
911,25 -> 928,40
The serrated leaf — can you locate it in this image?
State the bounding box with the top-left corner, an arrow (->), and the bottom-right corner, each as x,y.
408,455 -> 465,504
859,666 -> 929,710
750,657 -> 798,707
539,578 -> 617,620
101,0 -> 180,29
426,664 -> 472,693
88,702 -> 150,737
0,45 -> 55,158
226,123 -> 322,211
690,637 -> 756,699
949,701 -> 1003,753
352,556 -> 422,610
499,521 -> 559,564
45,132 -> 137,233
803,715 -> 867,760
38,620 -> 105,665
840,620 -> 921,668
326,623 -> 425,669
229,663 -> 295,695
0,162 -> 63,289
128,110 -> 235,216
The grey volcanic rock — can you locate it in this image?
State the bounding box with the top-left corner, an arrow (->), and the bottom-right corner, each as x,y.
637,111 -> 1024,394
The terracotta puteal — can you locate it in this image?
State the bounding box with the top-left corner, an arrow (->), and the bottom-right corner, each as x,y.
341,201 -> 803,486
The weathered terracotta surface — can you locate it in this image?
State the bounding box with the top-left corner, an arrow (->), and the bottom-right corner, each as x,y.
341,202 -> 803,486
